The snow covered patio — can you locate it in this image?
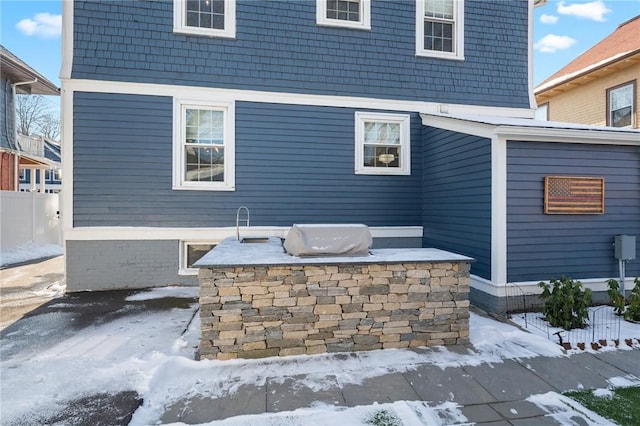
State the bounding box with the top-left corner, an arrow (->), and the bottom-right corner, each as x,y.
1,285 -> 640,425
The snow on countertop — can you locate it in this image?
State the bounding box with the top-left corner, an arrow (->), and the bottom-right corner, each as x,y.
194,237 -> 473,267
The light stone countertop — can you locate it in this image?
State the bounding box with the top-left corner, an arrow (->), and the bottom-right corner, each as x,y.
195,237 -> 474,268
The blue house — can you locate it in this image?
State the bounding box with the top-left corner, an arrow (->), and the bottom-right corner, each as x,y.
19,137 -> 62,193
62,0 -> 640,312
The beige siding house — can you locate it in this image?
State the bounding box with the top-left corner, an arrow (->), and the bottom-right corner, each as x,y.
534,16 -> 640,129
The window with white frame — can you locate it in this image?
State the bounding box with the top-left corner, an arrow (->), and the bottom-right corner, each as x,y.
355,112 -> 411,175
317,0 -> 371,30
416,0 -> 464,59
174,0 -> 235,38
180,241 -> 217,275
607,81 -> 636,128
19,169 -> 26,181
173,100 -> 235,191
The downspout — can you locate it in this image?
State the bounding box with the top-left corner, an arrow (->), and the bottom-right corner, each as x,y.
10,78 -> 38,190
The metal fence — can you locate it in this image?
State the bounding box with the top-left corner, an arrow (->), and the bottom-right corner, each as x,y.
502,282 -> 621,347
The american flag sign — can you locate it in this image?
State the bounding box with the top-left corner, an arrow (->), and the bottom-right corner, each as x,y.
544,176 -> 605,214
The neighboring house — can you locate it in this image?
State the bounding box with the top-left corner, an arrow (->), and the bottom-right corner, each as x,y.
19,137 -> 62,193
534,15 -> 640,128
63,0 -> 640,312
0,45 -> 60,191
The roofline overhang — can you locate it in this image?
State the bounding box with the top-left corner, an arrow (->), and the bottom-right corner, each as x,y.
421,113 -> 640,145
533,0 -> 548,7
534,49 -> 640,96
1,46 -> 60,96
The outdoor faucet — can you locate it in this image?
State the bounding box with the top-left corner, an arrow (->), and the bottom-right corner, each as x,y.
236,206 -> 250,240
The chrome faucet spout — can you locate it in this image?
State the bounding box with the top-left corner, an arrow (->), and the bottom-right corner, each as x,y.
236,206 -> 250,240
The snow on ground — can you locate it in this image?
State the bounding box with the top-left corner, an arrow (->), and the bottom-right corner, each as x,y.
528,391 -> 617,426
0,241 -> 63,267
1,287 -> 639,425
510,306 -> 640,351
125,286 -> 200,301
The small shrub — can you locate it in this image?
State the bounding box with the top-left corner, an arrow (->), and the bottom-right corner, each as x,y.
538,276 -> 592,330
365,409 -> 402,426
607,279 -> 626,316
606,277 -> 640,322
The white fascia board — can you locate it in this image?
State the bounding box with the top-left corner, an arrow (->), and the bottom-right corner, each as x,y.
420,113 -> 496,138
60,0 -> 73,80
63,78 -> 533,118
496,126 -> 640,145
64,226 -> 423,241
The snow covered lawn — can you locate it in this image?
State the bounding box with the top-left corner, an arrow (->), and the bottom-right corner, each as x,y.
1,287 -> 639,425
0,241 -> 63,267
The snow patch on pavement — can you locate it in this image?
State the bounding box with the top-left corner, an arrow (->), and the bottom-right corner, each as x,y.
125,286 -> 200,301
0,242 -> 63,267
528,391 -> 617,425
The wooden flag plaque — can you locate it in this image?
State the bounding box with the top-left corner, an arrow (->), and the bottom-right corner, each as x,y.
544,176 -> 605,214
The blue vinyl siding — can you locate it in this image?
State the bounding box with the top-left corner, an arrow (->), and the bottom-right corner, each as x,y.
1,78 -> 16,149
72,0 -> 530,108
507,141 -> 640,282
421,128 -> 491,279
73,92 -> 422,227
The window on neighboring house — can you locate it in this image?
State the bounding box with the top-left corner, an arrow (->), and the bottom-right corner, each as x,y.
19,169 -> 26,182
317,0 -> 371,30
180,241 -> 217,275
607,81 -> 636,128
174,0 -> 235,38
173,100 -> 235,191
45,169 -> 61,182
355,112 -> 411,175
535,103 -> 549,121
416,0 -> 464,59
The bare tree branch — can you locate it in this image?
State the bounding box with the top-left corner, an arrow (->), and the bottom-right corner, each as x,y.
16,95 -> 60,141
37,114 -> 60,141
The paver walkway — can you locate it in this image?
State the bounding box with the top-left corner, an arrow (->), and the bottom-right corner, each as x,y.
161,347 -> 639,425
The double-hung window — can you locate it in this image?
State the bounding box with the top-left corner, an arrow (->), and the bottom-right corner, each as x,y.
317,0 -> 371,30
174,0 -> 235,38
355,112 -> 411,175
416,0 -> 464,59
607,81 -> 636,128
173,100 -> 235,191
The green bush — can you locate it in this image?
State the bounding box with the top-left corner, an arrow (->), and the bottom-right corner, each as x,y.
609,277 -> 640,322
538,276 -> 592,330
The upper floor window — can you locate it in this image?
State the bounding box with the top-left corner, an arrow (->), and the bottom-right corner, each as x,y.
607,81 -> 636,128
317,0 -> 371,30
174,0 -> 236,38
173,99 -> 235,191
355,112 -> 411,175
416,0 -> 464,60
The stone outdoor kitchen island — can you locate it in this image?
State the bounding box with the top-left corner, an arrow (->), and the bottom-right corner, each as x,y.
196,236 -> 472,360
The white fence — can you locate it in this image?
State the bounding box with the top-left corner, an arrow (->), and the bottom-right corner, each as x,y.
0,191 -> 61,253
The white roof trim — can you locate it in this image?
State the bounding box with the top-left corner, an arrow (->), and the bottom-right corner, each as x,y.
421,113 -> 640,144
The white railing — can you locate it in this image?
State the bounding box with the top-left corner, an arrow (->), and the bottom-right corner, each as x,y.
17,134 -> 44,157
0,191 -> 60,253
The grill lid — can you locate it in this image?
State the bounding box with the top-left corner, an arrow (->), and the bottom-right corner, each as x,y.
284,224 -> 372,257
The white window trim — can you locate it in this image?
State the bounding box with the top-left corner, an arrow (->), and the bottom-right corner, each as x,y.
179,240 -> 219,275
608,81 -> 635,128
354,112 -> 411,176
316,0 -> 371,30
173,0 -> 236,38
172,98 -> 236,191
415,0 -> 464,60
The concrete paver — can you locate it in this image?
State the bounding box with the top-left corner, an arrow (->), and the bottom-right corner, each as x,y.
341,373 -> 420,407
267,375 -> 345,412
594,350 -> 640,377
462,359 -> 556,401
403,364 -> 496,405
519,355 -> 611,392
460,404 -> 503,423
489,400 -> 547,420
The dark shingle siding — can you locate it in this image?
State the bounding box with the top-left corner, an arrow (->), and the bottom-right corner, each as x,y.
507,141 -> 640,282
73,92 -> 423,227
72,0 -> 530,108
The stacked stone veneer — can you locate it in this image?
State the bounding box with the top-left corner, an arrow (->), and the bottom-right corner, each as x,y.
199,262 -> 470,360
